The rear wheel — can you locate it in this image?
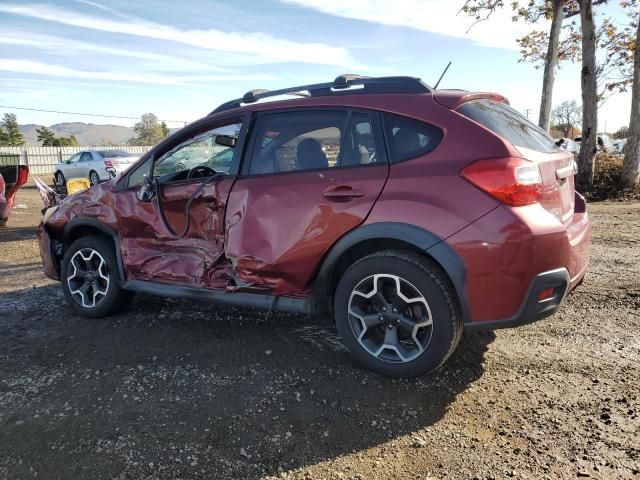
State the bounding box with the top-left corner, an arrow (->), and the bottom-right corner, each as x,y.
334,250 -> 462,377
60,235 -> 130,318
89,170 -> 100,185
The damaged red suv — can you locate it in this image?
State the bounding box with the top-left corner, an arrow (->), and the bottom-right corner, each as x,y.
38,75 -> 590,377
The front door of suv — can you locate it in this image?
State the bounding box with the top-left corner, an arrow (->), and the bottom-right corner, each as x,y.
115,116 -> 246,288
225,108 -> 389,295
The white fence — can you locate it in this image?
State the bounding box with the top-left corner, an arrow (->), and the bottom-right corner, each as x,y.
0,146 -> 153,176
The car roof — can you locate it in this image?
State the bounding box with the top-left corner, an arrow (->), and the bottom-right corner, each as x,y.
208,74 -> 508,118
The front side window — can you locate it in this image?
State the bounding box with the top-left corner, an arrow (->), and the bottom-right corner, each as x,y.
80,152 -> 93,162
383,113 -> 443,163
153,123 -> 241,178
249,110 -> 381,175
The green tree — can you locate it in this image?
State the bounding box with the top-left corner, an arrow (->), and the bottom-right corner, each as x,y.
51,135 -> 79,147
161,121 -> 170,138
0,113 -> 25,146
36,126 -> 56,145
129,113 -> 164,146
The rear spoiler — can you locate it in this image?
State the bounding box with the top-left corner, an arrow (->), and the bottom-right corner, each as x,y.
433,90 -> 509,110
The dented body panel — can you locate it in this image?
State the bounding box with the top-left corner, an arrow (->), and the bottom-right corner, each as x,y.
117,179 -> 235,288
42,178 -> 236,289
225,163 -> 388,294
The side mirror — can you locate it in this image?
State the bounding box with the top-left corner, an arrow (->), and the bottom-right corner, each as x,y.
66,160 -> 71,164
137,174 -> 156,202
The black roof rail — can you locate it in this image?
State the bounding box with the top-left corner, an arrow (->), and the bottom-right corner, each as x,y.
210,75 -> 431,114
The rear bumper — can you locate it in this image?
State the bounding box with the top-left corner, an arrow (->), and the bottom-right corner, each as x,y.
464,267 -> 571,329
449,192 -> 590,326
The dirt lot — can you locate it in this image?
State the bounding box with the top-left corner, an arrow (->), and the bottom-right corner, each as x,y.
0,187 -> 638,480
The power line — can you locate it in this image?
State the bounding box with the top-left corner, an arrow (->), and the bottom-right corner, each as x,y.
0,104 -> 189,125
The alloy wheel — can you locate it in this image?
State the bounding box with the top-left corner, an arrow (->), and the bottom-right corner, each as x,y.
348,274 -> 433,363
90,171 -> 100,185
66,248 -> 110,308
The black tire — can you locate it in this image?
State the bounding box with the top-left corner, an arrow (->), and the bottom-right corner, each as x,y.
54,171 -> 66,193
60,235 -> 130,318
334,250 -> 462,378
89,170 -> 100,185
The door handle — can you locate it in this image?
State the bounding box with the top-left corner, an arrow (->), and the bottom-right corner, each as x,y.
323,185 -> 365,200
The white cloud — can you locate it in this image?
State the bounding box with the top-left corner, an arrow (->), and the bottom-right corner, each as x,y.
0,59 -> 275,86
282,0 -> 540,50
0,32 -> 226,71
0,3 -> 359,68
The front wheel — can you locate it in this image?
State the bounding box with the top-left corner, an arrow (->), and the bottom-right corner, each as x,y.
60,235 -> 130,318
89,170 -> 100,185
334,250 -> 462,377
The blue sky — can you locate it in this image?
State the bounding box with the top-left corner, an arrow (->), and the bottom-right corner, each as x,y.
0,0 -> 633,132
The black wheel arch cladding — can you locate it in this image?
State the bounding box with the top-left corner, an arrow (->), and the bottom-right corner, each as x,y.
312,222 -> 471,323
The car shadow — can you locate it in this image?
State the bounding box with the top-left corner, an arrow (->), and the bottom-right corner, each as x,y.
0,285 -> 495,479
0,225 -> 38,242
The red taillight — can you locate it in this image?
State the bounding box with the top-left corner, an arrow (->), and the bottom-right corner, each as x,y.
461,157 -> 542,207
104,160 -> 119,168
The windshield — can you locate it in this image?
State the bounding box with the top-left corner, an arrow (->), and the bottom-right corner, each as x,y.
98,150 -> 130,158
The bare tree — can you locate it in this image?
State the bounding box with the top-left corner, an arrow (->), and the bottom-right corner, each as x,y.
461,0 -> 606,132
577,0 -> 598,191
539,0 -> 565,131
622,17 -> 640,188
552,99 -> 582,137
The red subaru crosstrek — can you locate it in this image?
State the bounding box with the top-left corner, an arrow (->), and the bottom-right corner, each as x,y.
38,75 -> 590,377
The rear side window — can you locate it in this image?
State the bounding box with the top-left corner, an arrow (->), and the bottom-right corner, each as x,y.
458,100 -> 557,153
249,110 -> 383,175
383,113 -> 443,163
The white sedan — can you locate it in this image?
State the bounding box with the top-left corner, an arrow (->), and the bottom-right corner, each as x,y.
54,150 -> 138,188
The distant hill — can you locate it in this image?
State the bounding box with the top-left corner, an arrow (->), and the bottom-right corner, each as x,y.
20,122 -> 135,146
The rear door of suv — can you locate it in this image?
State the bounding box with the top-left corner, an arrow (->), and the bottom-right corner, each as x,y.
225,108 -> 389,294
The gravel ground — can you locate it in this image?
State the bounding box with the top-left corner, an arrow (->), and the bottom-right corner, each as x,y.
0,187 -> 638,480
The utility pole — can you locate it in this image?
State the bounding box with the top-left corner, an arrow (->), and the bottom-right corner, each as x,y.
524,108 -> 532,119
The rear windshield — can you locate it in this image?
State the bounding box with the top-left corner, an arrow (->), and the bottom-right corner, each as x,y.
98,150 -> 130,158
458,100 -> 558,153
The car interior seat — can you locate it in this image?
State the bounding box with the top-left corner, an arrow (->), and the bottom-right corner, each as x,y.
296,138 -> 328,170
